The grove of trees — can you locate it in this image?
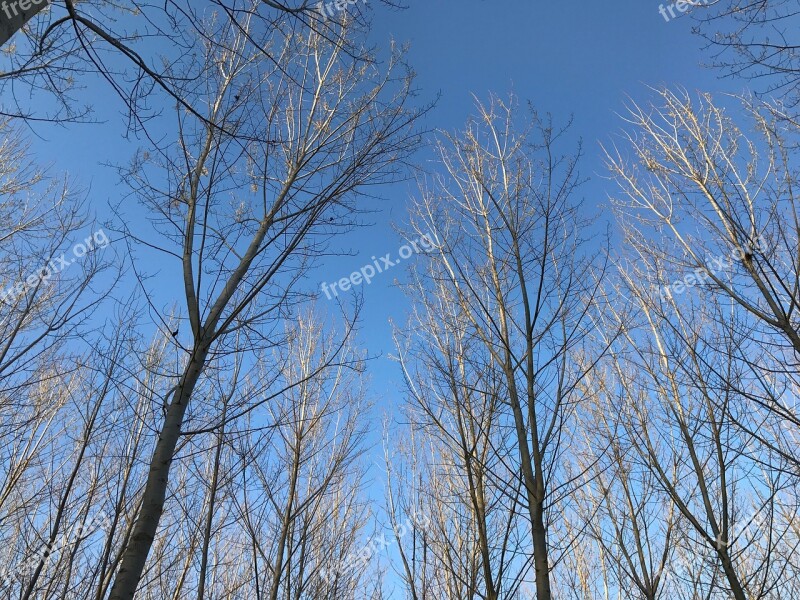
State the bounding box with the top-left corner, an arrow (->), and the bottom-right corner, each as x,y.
0,1 -> 798,599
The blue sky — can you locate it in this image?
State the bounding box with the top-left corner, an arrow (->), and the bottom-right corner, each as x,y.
12,1 -> 743,589
18,0 -> 743,472
329,0 -> 743,413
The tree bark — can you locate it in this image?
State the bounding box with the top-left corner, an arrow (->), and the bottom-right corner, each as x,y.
108,346 -> 208,600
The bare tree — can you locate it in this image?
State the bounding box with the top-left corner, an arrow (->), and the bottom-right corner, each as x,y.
121,308 -> 378,599
102,6 -> 420,597
692,0 -> 800,116
0,0 -> 394,127
603,87 -> 800,598
395,93 -> 608,600
0,119 -> 117,396
390,269 -> 528,600
0,120 -> 129,599
571,365 -> 679,600
605,89 -> 800,468
239,310 -> 373,600
0,316 -> 157,600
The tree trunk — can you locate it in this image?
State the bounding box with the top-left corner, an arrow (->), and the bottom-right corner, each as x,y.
531,498 -> 552,600
718,549 -> 747,600
108,347 -> 208,600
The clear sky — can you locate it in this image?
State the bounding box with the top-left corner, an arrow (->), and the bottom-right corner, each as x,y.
19,0 -> 742,480
325,0 -> 743,418
14,1 -> 744,592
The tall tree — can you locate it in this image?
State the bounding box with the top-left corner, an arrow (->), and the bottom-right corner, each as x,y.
603,87 -> 800,598
605,89 -> 800,468
105,6 -> 421,597
397,94 -> 608,600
